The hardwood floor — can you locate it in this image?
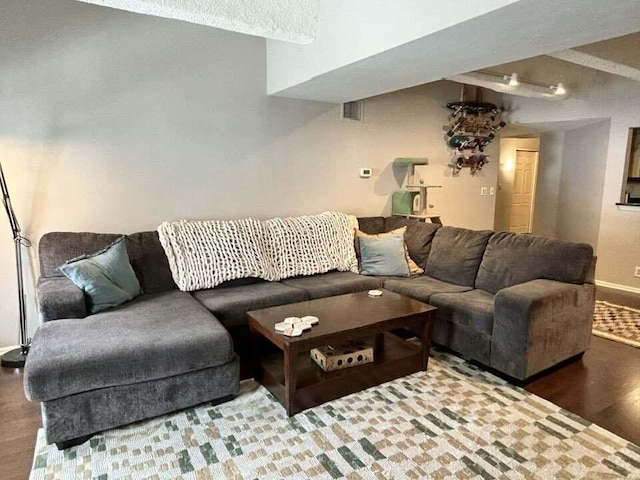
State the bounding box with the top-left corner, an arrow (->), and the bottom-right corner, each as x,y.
0,365 -> 41,479
525,336 -> 640,446
1,287 -> 638,479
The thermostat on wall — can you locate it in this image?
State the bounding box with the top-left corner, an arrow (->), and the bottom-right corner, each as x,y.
360,168 -> 372,178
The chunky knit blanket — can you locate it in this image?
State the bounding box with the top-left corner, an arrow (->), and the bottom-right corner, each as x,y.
158,212 -> 358,291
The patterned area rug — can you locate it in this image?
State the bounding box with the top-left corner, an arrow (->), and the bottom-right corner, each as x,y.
30,351 -> 640,479
593,301 -> 640,348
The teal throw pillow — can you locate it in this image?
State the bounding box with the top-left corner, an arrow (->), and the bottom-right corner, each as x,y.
359,233 -> 410,277
60,236 -> 141,314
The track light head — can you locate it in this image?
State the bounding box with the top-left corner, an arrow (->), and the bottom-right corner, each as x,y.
553,82 -> 566,95
503,73 -> 519,86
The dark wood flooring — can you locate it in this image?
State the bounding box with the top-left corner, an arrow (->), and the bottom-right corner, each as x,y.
1,287 -> 638,479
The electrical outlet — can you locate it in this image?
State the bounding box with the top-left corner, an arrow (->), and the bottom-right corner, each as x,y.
635,266 -> 640,278
480,187 -> 488,196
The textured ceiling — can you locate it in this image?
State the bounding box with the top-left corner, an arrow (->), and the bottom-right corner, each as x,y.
75,0 -> 319,43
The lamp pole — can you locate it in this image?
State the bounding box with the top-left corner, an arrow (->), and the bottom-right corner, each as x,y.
0,161 -> 31,368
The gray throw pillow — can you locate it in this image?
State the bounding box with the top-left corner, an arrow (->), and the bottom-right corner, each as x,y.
60,236 -> 141,313
359,233 -> 410,277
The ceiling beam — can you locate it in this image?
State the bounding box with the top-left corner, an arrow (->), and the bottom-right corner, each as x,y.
548,49 -> 640,82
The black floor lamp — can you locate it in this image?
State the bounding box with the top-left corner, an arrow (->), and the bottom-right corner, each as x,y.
0,161 -> 31,368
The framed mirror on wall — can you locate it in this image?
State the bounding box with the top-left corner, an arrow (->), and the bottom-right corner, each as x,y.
623,127 -> 640,205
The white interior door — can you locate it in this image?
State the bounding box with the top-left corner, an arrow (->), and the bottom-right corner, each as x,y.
509,150 -> 538,234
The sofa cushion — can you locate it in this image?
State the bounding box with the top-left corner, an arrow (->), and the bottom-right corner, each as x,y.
432,321 -> 491,365
475,232 -> 594,294
384,217 -> 441,270
59,237 -> 141,314
24,290 -> 233,402
359,233 -> 411,277
356,217 -> 385,235
383,275 -> 472,303
355,228 -> 423,275
125,231 -> 177,294
193,282 -> 308,327
39,231 -> 178,294
426,227 -> 493,287
39,232 -> 121,278
429,289 -> 495,335
281,272 -> 382,299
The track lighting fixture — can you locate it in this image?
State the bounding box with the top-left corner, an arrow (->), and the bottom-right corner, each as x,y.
503,73 -> 519,86
550,82 -> 566,95
450,70 -> 569,98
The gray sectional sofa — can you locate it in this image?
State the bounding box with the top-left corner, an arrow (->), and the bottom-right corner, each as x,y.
24,216 -> 595,448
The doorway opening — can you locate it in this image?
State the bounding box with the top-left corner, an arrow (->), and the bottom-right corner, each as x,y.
494,137 -> 540,233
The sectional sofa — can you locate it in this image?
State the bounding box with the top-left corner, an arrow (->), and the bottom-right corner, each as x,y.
24,216 -> 595,447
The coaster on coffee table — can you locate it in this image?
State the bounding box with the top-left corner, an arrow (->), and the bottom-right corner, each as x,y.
275,315 -> 320,335
301,315 -> 319,325
283,326 -> 303,337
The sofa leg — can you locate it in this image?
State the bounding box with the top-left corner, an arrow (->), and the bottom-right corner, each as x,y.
210,394 -> 234,406
56,434 -> 93,450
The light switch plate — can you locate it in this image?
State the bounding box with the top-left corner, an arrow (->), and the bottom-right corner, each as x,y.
489,187 -> 495,196
360,168 -> 372,178
480,187 -> 488,196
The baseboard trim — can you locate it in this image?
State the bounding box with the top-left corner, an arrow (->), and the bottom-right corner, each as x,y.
0,345 -> 18,356
595,280 -> 640,295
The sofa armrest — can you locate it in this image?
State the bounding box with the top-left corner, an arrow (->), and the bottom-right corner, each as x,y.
491,279 -> 594,380
37,277 -> 86,322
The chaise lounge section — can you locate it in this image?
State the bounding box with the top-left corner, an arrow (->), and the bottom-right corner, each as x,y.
25,232 -> 242,448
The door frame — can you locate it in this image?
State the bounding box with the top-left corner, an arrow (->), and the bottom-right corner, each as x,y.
513,149 -> 539,234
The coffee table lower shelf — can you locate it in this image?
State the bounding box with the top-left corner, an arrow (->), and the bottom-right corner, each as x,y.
256,332 -> 424,416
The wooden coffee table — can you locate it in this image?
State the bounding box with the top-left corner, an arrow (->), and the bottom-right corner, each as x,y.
247,290 -> 437,416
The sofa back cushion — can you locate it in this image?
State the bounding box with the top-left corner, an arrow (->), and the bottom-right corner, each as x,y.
39,231 -> 177,294
125,232 -> 178,294
40,232 -> 121,278
356,217 -> 385,235
384,217 -> 441,270
475,232 -> 594,294
426,227 -> 493,287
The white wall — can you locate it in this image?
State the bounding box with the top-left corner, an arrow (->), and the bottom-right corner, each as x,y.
555,121 -> 609,248
0,0 -> 499,348
531,132 -> 564,238
504,56 -> 640,289
495,137 -> 540,231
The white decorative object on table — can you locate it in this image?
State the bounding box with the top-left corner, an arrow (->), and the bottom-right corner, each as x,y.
283,327 -> 304,337
275,315 -> 319,335
274,322 -> 290,332
368,290 -> 383,297
301,315 -> 319,325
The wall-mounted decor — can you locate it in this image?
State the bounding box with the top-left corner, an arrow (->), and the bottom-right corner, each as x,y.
445,100 -> 506,175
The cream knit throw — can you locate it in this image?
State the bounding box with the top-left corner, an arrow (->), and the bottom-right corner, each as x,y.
158,212 -> 358,291
158,218 -> 276,291
264,212 -> 358,279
